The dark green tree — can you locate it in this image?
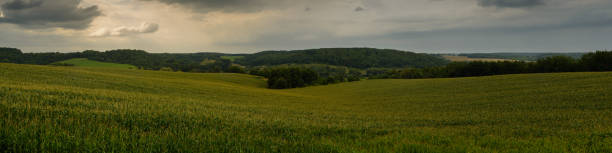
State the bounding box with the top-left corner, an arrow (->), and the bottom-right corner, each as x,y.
581,51 -> 612,71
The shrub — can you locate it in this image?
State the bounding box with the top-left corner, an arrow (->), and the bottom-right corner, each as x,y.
227,66 -> 246,73
400,68 -> 425,79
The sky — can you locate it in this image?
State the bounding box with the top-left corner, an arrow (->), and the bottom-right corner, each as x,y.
0,0 -> 611,53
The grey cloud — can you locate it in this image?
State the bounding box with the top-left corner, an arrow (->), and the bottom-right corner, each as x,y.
90,23 -> 159,37
354,7 -> 364,12
2,0 -> 42,9
141,0 -> 268,13
141,0 -> 341,13
0,0 -> 101,30
3,0 -> 612,53
478,0 -> 544,8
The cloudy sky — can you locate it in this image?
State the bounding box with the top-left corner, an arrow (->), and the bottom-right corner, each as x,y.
0,0 -> 611,53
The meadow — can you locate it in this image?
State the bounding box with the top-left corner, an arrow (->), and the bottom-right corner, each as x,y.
1,63 -> 612,152
51,58 -> 137,69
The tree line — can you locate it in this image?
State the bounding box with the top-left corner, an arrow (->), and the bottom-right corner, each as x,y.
372,51 -> 612,79
265,67 -> 319,89
1,47 -> 449,73
0,48 -> 240,73
248,65 -> 362,89
457,52 -> 586,61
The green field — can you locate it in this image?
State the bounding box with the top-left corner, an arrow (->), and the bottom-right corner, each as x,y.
51,58 -> 137,69
1,63 -> 612,152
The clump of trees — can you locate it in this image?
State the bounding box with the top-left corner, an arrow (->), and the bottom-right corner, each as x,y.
227,66 -> 246,73
0,47 -> 22,63
582,51 -> 612,71
1,47 -> 80,64
266,67 -> 319,89
248,64 -> 362,88
372,51 -> 612,79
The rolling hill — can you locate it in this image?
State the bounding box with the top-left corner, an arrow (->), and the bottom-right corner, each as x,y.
441,55 -> 517,62
1,63 -> 611,152
51,58 -> 137,69
236,48 -> 449,68
458,53 -> 587,61
1,47 -> 449,72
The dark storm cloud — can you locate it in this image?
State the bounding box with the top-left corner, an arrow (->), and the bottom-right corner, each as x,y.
0,0 -> 102,30
478,0 -> 544,8
2,0 -> 42,9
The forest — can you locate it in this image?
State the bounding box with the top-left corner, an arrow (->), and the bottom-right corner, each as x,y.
456,52 -> 586,61
235,48 -> 449,68
373,51 -> 612,79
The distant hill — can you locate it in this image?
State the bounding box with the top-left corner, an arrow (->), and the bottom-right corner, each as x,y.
441,55 -> 516,62
1,47 -> 449,72
458,53 -> 586,61
236,48 -> 449,69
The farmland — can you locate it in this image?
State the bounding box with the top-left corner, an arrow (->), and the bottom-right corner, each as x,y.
1,63 -> 612,152
51,58 -> 137,69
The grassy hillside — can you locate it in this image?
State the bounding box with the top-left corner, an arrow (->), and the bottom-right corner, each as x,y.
1,63 -> 611,153
51,58 -> 137,69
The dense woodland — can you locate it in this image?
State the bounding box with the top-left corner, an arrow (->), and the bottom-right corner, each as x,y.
248,64 -> 362,85
236,48 -> 449,68
373,51 -> 612,79
265,67 -> 319,89
2,47 -> 611,89
456,52 -> 586,61
0,48 -> 243,72
0,47 -> 447,69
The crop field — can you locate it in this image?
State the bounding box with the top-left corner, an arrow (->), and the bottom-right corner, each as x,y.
1,63 -> 612,152
51,58 -> 137,69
